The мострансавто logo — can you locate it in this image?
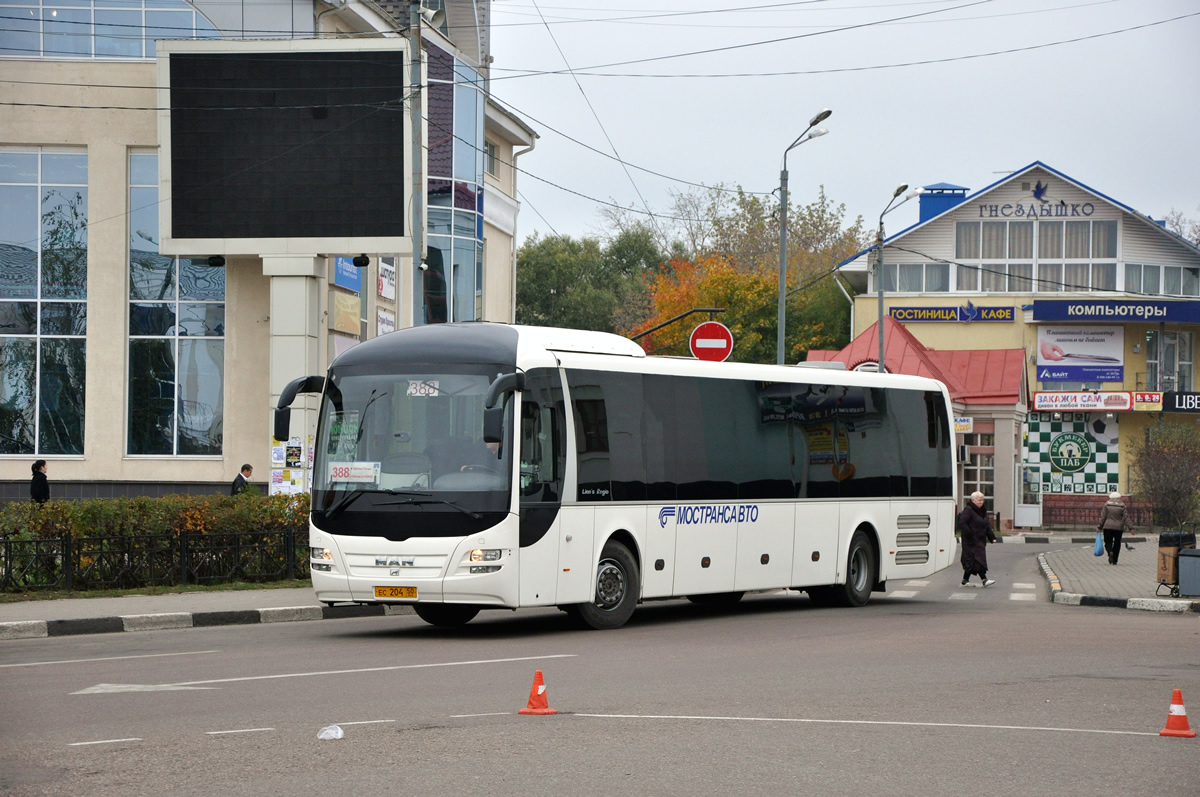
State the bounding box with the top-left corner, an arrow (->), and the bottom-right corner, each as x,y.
660,505 -> 760,527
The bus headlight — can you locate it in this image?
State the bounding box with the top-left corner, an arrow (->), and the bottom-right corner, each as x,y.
310,546 -> 332,560
469,549 -> 501,562
470,566 -> 501,574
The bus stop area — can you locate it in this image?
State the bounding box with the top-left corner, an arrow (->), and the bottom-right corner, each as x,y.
2,532 -> 1197,640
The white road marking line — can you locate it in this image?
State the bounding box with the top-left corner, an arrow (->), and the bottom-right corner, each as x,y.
68,738 -> 142,746
575,713 -> 1158,737
450,712 -> 512,718
1012,583 -> 1037,590
1009,593 -> 1037,601
74,654 -> 576,693
887,591 -> 918,598
948,593 -> 977,600
2,650 -> 219,669
206,728 -> 274,735
903,580 -> 930,587
336,720 -> 396,726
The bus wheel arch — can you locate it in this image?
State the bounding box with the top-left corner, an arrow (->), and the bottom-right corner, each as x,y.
566,532 -> 640,630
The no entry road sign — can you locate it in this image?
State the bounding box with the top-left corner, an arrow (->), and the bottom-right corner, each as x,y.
689,321 -> 733,362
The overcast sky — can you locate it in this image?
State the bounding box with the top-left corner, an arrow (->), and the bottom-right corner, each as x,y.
486,0 -> 1200,246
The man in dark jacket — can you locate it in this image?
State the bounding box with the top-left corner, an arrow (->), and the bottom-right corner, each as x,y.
231,464 -> 253,496
958,490 -> 997,587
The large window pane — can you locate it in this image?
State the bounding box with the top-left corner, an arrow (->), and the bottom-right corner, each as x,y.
1039,221 -> 1063,258
1065,221 -> 1090,258
452,239 -> 475,322
955,222 -> 979,259
96,10 -> 144,58
40,187 -> 88,299
179,257 -> 224,301
1164,266 -> 1182,295
926,263 -> 949,292
0,302 -> 37,334
956,264 -> 978,291
1008,263 -> 1033,292
0,337 -> 37,454
128,339 -> 175,454
130,303 -> 175,335
177,302 -> 225,336
1064,263 -> 1090,290
1143,264 -> 1160,295
882,264 -> 897,292
0,10 -> 39,58
981,265 -> 1006,292
1093,220 -> 1117,258
0,185 -> 38,299
1125,264 -> 1141,293
38,338 -> 85,455
43,8 -> 92,57
898,263 -> 923,292
177,339 -> 223,455
40,302 -> 87,335
1008,222 -> 1033,259
1183,267 -> 1199,297
1038,263 -> 1062,292
981,222 -> 1006,259
1092,263 -> 1116,291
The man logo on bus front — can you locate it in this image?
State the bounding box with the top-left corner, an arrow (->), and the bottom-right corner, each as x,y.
658,507 -> 676,528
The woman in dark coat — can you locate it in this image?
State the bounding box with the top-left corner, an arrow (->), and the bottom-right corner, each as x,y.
30,459 -> 49,504
1097,490 -> 1129,565
958,490 -> 997,587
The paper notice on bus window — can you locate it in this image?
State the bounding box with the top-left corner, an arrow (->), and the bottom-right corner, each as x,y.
328,462 -> 381,484
407,380 -> 439,397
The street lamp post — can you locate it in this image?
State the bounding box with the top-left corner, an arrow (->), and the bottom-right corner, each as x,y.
875,184 -> 924,373
777,108 -> 831,365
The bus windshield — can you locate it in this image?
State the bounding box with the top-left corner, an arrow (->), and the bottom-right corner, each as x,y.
311,365 -> 512,534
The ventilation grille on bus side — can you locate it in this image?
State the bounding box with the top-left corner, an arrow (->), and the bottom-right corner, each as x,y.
895,549 -> 930,565
896,531 -> 931,547
896,514 -> 931,530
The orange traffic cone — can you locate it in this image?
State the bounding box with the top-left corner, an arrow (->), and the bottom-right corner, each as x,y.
518,669 -> 557,715
1160,689 -> 1196,738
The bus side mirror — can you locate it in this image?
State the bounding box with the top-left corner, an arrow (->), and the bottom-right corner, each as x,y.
483,406 -> 504,444
275,375 -> 324,442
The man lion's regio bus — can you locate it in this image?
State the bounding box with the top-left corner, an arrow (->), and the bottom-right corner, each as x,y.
275,323 -> 957,630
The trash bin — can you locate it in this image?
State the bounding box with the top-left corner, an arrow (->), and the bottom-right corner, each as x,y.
1179,548 -> 1200,598
1157,532 -> 1197,586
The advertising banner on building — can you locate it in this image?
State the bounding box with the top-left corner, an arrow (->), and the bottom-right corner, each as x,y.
1163,391 -> 1200,412
1034,391 -> 1132,411
332,291 -> 360,334
1032,299 -> 1200,324
889,304 -> 1013,323
333,257 -> 361,292
377,307 -> 395,336
378,257 -> 396,301
1036,326 -> 1123,382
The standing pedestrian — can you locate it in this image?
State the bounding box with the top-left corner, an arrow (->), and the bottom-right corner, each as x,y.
1097,490 -> 1129,565
30,460 -> 49,504
231,463 -> 253,496
958,490 -> 997,587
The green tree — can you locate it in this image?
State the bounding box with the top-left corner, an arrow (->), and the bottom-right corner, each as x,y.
1132,422 -> 1200,528
515,233 -> 618,332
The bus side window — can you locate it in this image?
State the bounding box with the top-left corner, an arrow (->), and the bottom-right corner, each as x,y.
520,369 -> 566,502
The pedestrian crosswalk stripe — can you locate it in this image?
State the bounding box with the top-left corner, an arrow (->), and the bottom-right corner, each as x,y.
1009,593 -> 1037,601
887,590 -> 918,598
948,593 -> 977,600
1012,582 -> 1037,589
904,580 -> 930,587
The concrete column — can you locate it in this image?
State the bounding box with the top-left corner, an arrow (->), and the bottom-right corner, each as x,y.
264,256 -> 324,488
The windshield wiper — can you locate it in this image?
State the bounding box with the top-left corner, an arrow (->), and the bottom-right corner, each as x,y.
375,496 -> 483,520
321,488 -> 367,519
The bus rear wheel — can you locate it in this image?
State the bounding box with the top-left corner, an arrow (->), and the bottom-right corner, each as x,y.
413,603 -> 480,627
567,540 -> 639,630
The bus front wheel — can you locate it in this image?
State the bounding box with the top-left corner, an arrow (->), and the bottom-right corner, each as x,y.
568,540 -> 639,630
807,530 -> 875,608
413,603 -> 480,627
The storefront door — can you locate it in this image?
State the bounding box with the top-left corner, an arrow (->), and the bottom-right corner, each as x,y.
1014,463 -> 1042,528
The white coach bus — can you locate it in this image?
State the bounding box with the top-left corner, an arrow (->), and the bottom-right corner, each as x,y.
275,323 -> 957,630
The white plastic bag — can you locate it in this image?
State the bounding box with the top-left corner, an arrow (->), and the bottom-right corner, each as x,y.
317,724 -> 344,740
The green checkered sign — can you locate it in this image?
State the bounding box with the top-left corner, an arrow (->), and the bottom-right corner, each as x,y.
1049,432 -> 1091,473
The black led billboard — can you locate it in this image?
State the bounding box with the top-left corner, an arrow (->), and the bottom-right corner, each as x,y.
168,48 -> 406,242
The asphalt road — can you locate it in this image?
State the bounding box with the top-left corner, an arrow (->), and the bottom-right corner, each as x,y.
2,545 -> 1198,796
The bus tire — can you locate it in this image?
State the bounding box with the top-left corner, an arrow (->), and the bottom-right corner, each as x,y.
686,592 -> 744,606
570,540 -> 639,630
413,603 -> 480,627
833,530 -> 876,607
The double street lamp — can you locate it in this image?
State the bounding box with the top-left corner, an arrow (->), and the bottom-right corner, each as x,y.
875,184 -> 924,372
777,108 -> 831,364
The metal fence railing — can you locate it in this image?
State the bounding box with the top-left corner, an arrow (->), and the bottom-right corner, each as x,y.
0,530 -> 309,593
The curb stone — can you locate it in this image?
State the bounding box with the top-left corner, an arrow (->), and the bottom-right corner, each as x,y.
0,603 -> 416,640
1036,552 -> 1200,613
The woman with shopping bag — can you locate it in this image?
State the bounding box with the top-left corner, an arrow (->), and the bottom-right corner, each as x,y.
1098,490 -> 1129,565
